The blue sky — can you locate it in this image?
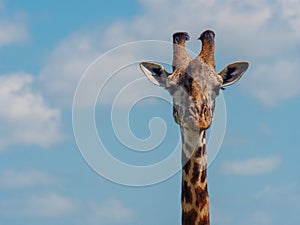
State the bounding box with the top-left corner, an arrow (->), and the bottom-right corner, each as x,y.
1,0 -> 300,225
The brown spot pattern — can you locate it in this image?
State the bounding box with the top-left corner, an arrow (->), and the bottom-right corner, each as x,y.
182,181 -> 193,204
182,209 -> 198,225
195,186 -> 208,210
191,162 -> 200,184
198,215 -> 210,225
181,131 -> 210,225
182,158 -> 191,175
195,145 -> 204,158
201,169 -> 206,183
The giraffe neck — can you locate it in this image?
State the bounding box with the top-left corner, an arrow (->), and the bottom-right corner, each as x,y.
181,128 -> 210,225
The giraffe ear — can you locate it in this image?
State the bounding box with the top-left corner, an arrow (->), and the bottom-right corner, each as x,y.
219,62 -> 249,87
139,62 -> 170,87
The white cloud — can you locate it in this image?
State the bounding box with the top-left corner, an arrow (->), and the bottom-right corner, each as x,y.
248,211 -> 272,225
40,32 -> 169,108
0,73 -> 64,150
221,156 -> 281,175
254,183 -> 300,204
0,2 -> 29,47
88,198 -> 135,224
39,32 -> 102,107
21,193 -> 76,217
0,20 -> 28,46
38,0 -> 300,108
243,59 -> 300,107
0,195 -> 134,222
0,170 -> 53,189
0,193 -> 76,218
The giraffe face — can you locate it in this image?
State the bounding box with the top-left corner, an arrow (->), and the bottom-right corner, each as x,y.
172,86 -> 217,131
171,63 -> 222,131
140,60 -> 248,131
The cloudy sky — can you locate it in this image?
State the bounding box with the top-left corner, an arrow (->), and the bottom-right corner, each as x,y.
1,0 -> 300,225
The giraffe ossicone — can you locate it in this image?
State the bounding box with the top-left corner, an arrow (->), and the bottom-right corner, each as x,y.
139,30 -> 249,225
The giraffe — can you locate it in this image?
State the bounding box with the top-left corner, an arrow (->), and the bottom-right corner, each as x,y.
139,30 -> 249,225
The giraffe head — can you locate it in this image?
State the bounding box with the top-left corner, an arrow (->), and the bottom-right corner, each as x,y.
140,30 -> 249,132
